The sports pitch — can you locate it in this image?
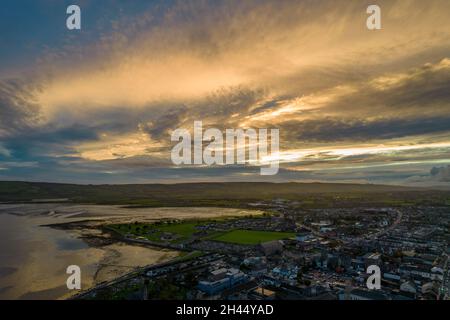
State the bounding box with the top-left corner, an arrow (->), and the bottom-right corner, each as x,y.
210,229 -> 295,245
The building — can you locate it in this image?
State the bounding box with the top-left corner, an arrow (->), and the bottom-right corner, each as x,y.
259,240 -> 283,256
197,268 -> 248,295
400,280 -> 417,295
296,232 -> 313,242
339,288 -> 388,300
249,287 -> 276,300
363,253 -> 381,268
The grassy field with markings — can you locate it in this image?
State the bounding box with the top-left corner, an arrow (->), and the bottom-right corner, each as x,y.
210,229 -> 296,245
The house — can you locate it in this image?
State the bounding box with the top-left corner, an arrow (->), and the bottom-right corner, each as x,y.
311,220 -> 332,227
351,258 -> 365,271
296,232 -> 313,242
399,265 -> 432,279
421,282 -> 439,299
400,280 -> 417,295
363,253 -> 381,268
271,265 -> 298,283
383,273 -> 401,282
339,288 -> 388,300
241,257 -> 267,276
431,266 -> 444,281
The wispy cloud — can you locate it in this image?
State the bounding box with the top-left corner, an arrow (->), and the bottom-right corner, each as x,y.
1,0 -> 449,185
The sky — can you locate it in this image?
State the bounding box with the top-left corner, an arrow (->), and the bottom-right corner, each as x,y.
0,0 -> 450,186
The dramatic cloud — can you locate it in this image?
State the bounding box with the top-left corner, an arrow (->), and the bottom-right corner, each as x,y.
0,0 -> 449,185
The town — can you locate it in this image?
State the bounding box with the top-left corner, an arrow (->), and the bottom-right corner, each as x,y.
74,200 -> 449,300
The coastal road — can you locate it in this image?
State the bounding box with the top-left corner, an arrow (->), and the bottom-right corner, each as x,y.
72,253 -> 222,299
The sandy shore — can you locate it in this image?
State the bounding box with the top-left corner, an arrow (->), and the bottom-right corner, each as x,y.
0,205 -> 263,299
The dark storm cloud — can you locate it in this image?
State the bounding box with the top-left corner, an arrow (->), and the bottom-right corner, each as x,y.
1,124 -> 100,161
139,105 -> 188,139
386,64 -> 450,108
201,87 -> 263,119
266,59 -> 450,143
139,86 -> 264,139
430,165 -> 450,182
284,115 -> 450,142
327,59 -> 450,115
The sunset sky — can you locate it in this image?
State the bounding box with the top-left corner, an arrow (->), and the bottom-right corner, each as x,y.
1,0 -> 450,186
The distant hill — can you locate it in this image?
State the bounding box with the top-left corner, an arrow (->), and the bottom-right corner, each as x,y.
0,181 -> 442,206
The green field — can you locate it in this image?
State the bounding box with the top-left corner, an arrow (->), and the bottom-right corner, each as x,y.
210,229 -> 296,245
109,219 -> 241,243
109,221 -> 201,243
157,222 -> 198,237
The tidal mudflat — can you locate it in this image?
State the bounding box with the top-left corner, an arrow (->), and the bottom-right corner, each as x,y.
0,204 -> 262,299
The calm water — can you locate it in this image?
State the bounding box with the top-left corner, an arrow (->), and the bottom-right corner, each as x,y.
0,212 -> 102,299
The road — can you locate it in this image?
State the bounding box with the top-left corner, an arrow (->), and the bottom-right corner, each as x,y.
71,253 -> 222,299
367,209 -> 403,240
